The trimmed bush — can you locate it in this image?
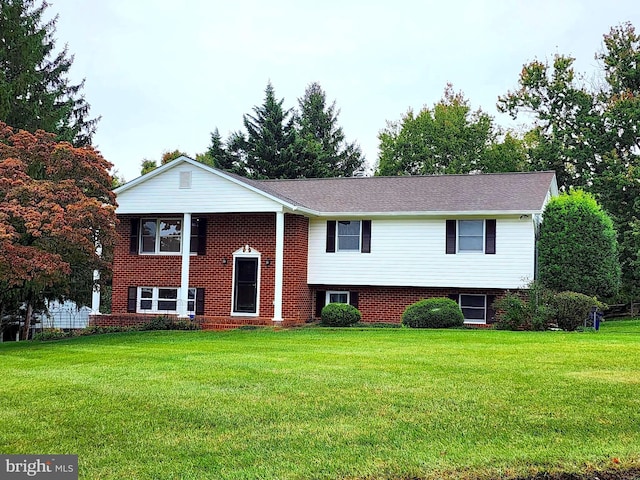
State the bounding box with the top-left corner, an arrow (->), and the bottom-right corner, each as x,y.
538,190 -> 621,299
402,298 -> 464,328
550,291 -> 603,331
320,303 -> 361,327
32,329 -> 73,341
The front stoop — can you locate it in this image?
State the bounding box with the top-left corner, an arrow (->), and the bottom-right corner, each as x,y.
198,316 -> 304,331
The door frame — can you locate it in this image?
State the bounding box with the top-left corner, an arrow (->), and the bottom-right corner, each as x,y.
230,246 -> 261,316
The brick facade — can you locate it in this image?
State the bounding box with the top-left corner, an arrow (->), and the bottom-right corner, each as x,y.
111,212 -> 310,324
311,285 -> 507,324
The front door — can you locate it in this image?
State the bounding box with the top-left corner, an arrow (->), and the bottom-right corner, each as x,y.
233,257 -> 258,313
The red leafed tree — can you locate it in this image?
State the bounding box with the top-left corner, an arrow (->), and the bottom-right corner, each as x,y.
0,123 -> 117,338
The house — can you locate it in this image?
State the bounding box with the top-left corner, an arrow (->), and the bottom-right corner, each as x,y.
95,156 -> 557,329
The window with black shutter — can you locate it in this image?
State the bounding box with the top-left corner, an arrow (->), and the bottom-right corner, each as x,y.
127,286 -> 137,313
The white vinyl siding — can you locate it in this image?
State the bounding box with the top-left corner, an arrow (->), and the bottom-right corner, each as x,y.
116,163 -> 283,214
308,216 -> 536,289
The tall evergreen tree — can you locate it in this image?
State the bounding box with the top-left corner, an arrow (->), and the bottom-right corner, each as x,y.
295,82 -> 365,177
230,82 -> 298,179
0,0 -> 97,146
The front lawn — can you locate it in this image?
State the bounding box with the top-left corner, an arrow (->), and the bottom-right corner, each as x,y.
1,322 -> 639,479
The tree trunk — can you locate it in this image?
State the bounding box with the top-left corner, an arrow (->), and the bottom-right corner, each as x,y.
21,302 -> 33,340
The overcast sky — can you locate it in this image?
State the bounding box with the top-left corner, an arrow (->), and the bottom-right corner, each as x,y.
49,0 -> 638,182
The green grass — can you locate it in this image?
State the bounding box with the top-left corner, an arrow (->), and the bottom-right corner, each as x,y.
1,322 -> 640,479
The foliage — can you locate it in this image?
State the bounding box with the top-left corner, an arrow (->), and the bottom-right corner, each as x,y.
294,82 -> 365,177
32,328 -> 72,341
140,316 -> 200,331
493,283 -> 556,331
499,22 -> 640,299
205,81 -> 365,179
401,297 -> 464,328
538,190 -> 621,299
320,303 -> 361,327
0,123 -> 117,339
80,325 -> 138,336
226,82 -> 298,179
376,84 -> 526,176
0,0 -> 98,146
2,327 -> 640,479
549,291 -> 604,331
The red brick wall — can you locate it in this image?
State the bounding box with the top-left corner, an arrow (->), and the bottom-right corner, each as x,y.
283,214 -> 311,322
113,213 -> 311,323
311,285 -> 507,323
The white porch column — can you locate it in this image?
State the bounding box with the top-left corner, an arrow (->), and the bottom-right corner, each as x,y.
90,269 -> 101,315
273,210 -> 284,322
178,212 -> 192,317
91,244 -> 102,315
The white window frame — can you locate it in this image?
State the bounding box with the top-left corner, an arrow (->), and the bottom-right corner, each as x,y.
326,291 -> 350,304
336,220 -> 361,252
137,287 -> 196,315
459,294 -> 486,324
457,220 -> 485,253
140,218 -> 183,255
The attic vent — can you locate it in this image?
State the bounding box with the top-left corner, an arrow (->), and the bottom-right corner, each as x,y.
179,171 -> 192,189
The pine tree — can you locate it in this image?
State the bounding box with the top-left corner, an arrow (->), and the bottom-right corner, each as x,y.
0,0 -> 98,146
295,82 -> 365,177
237,82 -> 298,179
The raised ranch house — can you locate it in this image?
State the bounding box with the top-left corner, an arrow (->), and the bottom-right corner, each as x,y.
95,157 -> 557,329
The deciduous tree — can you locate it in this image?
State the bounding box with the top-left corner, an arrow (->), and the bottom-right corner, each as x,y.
0,123 -> 117,338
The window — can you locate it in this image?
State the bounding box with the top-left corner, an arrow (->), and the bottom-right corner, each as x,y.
460,294 -> 486,323
337,221 -> 360,251
141,218 -> 182,253
445,219 -> 496,254
326,220 -> 371,253
458,220 -> 484,252
326,291 -> 350,304
136,287 -> 196,314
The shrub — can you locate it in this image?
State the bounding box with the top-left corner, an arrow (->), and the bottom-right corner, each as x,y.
493,282 -> 556,331
81,325 -> 138,335
538,190 -> 621,298
32,329 -> 73,341
140,316 -> 201,331
320,303 -> 361,327
549,291 -> 604,331
493,292 -> 528,330
401,298 -> 463,328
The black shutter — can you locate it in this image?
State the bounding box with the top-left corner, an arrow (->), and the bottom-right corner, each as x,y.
315,290 -> 326,317
448,293 -> 459,303
486,295 -> 496,324
485,219 -> 496,254
349,291 -> 359,309
130,218 -> 140,254
361,220 -> 371,253
446,220 -> 456,254
127,286 -> 137,313
190,218 -> 207,255
326,221 -> 336,253
196,288 -> 205,315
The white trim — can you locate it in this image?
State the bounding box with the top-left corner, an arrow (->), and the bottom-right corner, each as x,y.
459,294 -> 487,324
273,212 -> 284,322
137,286 -> 196,315
140,217 -> 183,254
230,246 -> 261,317
178,213 -> 192,317
325,291 -> 350,304
457,219 -> 485,253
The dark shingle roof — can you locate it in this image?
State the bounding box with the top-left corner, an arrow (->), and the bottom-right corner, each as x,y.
248,171 -> 556,214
